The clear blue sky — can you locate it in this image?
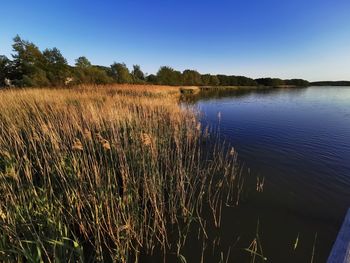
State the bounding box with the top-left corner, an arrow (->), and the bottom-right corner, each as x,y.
1,0 -> 350,81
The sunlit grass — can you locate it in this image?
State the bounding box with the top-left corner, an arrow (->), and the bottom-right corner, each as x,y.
0,84 -> 242,262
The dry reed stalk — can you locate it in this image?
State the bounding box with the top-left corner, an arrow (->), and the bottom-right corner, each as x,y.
0,84 -> 243,262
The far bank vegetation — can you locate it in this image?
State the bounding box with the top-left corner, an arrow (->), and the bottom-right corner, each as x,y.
0,35 -> 309,88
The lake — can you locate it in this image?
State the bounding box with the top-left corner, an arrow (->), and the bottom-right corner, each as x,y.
186,86 -> 350,262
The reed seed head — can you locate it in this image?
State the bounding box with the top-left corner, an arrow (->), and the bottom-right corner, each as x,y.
72,138 -> 83,151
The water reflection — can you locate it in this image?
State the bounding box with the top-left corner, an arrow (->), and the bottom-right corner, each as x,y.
143,86 -> 350,263
185,86 -> 350,262
181,87 -> 307,104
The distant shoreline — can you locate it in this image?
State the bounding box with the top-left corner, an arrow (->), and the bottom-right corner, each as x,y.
179,84 -> 306,95
310,81 -> 350,86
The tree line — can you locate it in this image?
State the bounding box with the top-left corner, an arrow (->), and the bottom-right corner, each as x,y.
311,81 -> 350,86
0,36 -> 309,88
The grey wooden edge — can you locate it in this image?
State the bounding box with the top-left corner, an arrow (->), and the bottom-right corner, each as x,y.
327,208 -> 350,263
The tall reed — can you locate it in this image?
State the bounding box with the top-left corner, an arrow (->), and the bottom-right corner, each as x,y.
0,85 -> 242,262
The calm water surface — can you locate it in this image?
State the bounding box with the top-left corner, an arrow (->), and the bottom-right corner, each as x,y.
192,86 -> 350,262
142,86 -> 350,263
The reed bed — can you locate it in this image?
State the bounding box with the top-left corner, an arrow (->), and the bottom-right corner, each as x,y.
0,85 -> 242,262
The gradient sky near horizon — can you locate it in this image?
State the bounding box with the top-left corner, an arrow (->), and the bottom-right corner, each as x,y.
1,0 -> 350,81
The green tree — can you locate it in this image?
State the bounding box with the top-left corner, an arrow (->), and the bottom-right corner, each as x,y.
87,67 -> 113,84
217,75 -> 230,86
131,65 -> 145,83
209,75 -> 220,86
11,35 -> 50,86
255,78 -> 285,87
182,69 -> 202,86
75,56 -> 91,68
74,56 -> 112,84
285,79 -> 309,87
43,48 -> 70,86
201,74 -> 211,86
110,63 -> 132,84
156,66 -> 182,86
236,76 -> 257,86
74,56 -> 91,83
0,55 -> 11,86
146,74 -> 157,84
216,75 -> 256,86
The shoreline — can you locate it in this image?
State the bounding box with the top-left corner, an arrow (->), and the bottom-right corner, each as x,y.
179,84 -> 305,94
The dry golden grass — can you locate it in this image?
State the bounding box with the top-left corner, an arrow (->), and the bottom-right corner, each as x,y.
0,84 -> 242,262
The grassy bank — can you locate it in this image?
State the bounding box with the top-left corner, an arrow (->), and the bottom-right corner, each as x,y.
0,84 -> 243,262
